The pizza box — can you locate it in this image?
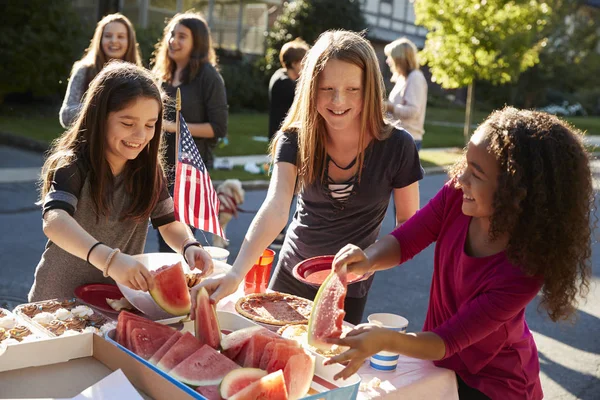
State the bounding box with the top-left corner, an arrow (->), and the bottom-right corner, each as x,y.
105,310 -> 361,400
0,331 -> 196,399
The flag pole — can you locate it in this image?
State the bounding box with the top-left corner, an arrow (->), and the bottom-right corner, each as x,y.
175,88 -> 181,165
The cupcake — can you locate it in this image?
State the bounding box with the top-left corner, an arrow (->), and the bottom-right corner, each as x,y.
0,315 -> 16,330
82,326 -> 101,335
40,300 -> 61,313
85,313 -> 106,327
47,320 -> 66,336
20,304 -> 41,318
71,306 -> 93,318
0,328 -> 8,341
61,299 -> 78,309
54,308 -> 73,321
9,326 -> 32,342
64,317 -> 87,332
32,312 -> 55,326
100,321 -> 117,336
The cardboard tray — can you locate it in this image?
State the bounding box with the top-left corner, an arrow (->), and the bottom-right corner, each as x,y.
0,331 -> 196,399
105,311 -> 361,400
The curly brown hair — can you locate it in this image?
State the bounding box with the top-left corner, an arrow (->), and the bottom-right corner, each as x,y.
449,107 -> 593,322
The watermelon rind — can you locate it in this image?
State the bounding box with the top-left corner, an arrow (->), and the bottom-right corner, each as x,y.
150,262 -> 191,316
307,264 -> 347,351
194,287 -> 222,349
228,370 -> 288,400
284,352 -> 315,400
219,368 -> 267,399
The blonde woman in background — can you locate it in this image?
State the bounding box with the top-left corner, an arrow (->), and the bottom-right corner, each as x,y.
384,38 -> 428,150
59,14 -> 142,128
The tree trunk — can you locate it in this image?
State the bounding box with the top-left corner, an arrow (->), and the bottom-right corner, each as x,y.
464,81 -> 475,144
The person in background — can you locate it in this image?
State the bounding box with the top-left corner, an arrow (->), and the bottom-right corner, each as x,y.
60,13 -> 142,128
151,12 -> 228,252
384,37 -> 428,150
327,107 -> 593,400
31,62 -> 213,301
193,30 -> 422,325
268,38 -> 310,250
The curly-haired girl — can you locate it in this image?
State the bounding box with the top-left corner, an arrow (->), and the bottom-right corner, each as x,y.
328,107 -> 593,399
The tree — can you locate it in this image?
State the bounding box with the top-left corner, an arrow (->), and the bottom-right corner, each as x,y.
414,0 -> 554,141
0,1 -> 85,104
262,0 -> 366,74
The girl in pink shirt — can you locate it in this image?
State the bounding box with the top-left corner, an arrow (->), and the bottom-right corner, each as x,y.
326,107 -> 593,399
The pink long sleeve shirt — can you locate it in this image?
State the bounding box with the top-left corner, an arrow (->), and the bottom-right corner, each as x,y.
391,182 -> 544,399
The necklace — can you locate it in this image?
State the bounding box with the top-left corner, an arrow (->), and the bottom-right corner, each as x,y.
328,155 -> 357,171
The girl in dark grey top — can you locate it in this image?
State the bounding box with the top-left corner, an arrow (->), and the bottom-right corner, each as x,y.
31,62 -> 213,302
192,31 -> 423,325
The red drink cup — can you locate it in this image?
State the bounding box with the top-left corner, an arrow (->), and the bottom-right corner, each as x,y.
244,249 -> 276,295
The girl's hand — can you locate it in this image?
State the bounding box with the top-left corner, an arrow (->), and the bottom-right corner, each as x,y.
163,120 -> 176,133
185,246 -> 214,278
324,324 -> 390,380
333,244 -> 372,276
108,253 -> 155,292
189,272 -> 242,318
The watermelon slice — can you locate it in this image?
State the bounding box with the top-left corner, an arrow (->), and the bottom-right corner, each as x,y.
307,264 -> 347,351
221,326 -> 270,360
219,368 -> 267,399
157,332 -> 203,372
228,370 -> 288,400
130,327 -> 175,360
150,262 -> 191,316
116,310 -> 154,346
266,343 -> 307,374
283,353 -> 315,400
194,287 -> 221,349
196,385 -> 223,400
124,318 -> 175,351
258,340 -> 299,371
236,335 -> 290,368
149,331 -> 182,365
170,345 -> 240,386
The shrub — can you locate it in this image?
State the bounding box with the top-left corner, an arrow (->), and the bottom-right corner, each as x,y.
220,61 -> 269,112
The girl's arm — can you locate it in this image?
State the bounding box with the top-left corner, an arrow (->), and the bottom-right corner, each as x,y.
59,64 -> 87,128
191,162 -> 297,304
188,67 -> 228,140
391,71 -> 428,121
186,122 -> 216,139
393,181 -> 420,227
157,221 -> 214,276
43,209 -> 154,291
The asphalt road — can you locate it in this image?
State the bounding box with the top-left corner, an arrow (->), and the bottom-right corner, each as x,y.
0,145 -> 598,399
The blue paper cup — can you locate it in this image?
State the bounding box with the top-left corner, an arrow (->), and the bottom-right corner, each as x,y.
367,313 -> 408,372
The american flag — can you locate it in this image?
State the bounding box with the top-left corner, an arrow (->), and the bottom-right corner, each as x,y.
173,114 -> 225,240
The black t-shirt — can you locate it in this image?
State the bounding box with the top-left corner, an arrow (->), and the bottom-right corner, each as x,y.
271,128 -> 424,298
268,68 -> 296,140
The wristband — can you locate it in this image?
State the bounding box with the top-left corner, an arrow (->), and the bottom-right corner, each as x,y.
86,241 -> 104,266
104,248 -> 120,278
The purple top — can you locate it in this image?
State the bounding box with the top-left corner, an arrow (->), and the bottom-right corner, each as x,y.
391,182 -> 544,399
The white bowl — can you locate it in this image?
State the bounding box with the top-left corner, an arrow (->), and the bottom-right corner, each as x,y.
204,246 -> 230,263
117,252 -> 231,320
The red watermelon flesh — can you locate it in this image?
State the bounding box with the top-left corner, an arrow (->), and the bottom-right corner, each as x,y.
194,287 -> 221,349
124,319 -> 175,351
221,326 -> 271,360
259,340 -> 297,371
150,262 -> 191,316
237,335 -> 289,368
157,332 -> 203,372
220,368 -> 267,399
196,385 -> 223,400
130,327 -> 175,360
266,343 -> 307,374
228,370 -> 288,400
307,264 -> 347,351
116,310 -> 154,346
149,331 -> 182,365
170,344 -> 240,386
283,353 -> 315,400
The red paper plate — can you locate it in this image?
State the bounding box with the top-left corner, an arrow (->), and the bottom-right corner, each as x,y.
292,255 -> 366,288
74,283 -> 124,315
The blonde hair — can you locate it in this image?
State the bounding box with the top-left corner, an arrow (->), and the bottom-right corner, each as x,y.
270,30 -> 391,192
77,13 -> 142,87
384,37 -> 419,81
151,12 -> 217,84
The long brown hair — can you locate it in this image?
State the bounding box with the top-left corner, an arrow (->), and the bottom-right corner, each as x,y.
41,61 -> 165,222
449,107 -> 594,322
270,30 -> 391,192
151,12 -> 217,84
75,13 -> 142,88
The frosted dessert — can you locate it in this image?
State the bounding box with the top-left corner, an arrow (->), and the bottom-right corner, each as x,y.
71,305 -> 94,318
0,315 -> 17,329
53,308 -> 73,321
32,312 -> 55,326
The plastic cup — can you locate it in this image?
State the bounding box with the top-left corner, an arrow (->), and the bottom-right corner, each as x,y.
244,249 -> 275,295
367,313 -> 409,372
203,246 -> 230,263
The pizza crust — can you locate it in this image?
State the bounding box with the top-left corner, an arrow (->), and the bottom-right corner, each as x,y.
235,292 -> 313,326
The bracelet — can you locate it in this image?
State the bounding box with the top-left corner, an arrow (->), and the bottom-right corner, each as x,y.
86,242 -> 104,266
103,248 -> 121,278
182,241 -> 202,266
180,237 -> 198,256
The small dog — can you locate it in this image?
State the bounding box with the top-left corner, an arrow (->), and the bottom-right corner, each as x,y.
214,179 -> 245,248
